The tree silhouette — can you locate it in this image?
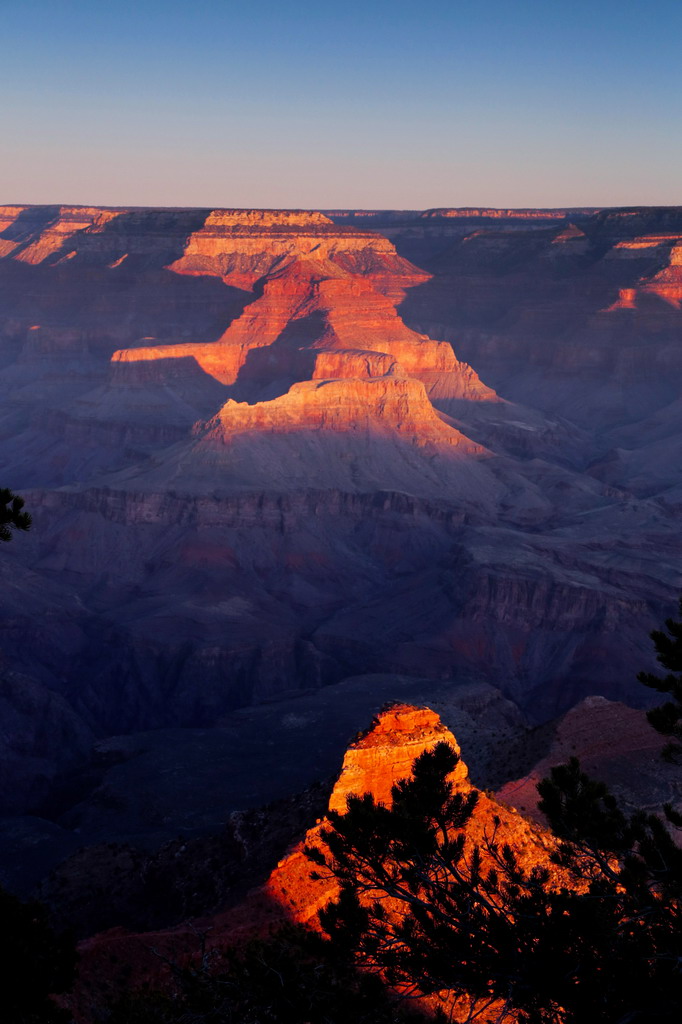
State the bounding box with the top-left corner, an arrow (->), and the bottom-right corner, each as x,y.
0,487 -> 32,542
0,887 -> 75,1024
638,596 -> 682,771
307,742 -> 682,1023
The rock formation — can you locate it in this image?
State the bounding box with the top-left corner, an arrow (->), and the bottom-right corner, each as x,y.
325,703 -> 469,812
167,208 -> 426,300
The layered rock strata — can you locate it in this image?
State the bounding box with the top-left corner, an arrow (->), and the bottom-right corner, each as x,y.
204,377 -> 481,449
113,255 -> 488,400
167,208 -> 426,299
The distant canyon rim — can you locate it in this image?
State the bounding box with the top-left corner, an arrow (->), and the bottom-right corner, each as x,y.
0,202 -> 681,854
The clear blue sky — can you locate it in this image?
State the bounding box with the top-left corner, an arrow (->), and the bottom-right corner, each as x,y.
1,0 -> 681,208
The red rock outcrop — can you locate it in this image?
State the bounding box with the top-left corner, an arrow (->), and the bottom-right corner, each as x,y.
264,706 -> 561,963
599,234 -> 682,308
167,209 -> 427,299
310,347 -> 399,380
261,705 -> 474,932
325,703 -> 469,812
641,242 -> 682,306
0,205 -> 425,302
204,376 -> 481,451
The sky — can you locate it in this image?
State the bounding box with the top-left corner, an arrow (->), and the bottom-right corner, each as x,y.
1,0 -> 681,209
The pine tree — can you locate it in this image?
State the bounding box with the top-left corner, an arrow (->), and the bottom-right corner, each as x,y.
306,742 -> 682,1023
537,758 -> 682,1023
637,596 -> 682,771
0,887 -> 75,1024
0,487 -> 32,542
103,924 -> 425,1024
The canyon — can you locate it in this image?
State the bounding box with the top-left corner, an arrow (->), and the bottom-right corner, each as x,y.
0,203 -> 681,894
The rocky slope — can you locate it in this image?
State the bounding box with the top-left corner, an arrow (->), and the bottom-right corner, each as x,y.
67,704 -> 561,1021
497,695 -> 682,823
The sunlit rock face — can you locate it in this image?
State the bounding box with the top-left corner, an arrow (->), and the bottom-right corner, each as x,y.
206,377 -> 479,448
641,242 -> 682,306
263,704 -> 477,933
262,705 -> 476,933
263,704 -> 560,980
0,203 -> 681,814
325,703 -> 469,812
167,208 -> 426,300
0,203 -> 424,298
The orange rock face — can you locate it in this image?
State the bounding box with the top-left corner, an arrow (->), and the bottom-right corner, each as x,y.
166,209 -> 427,299
199,378 -> 485,468
326,703 -> 469,813
310,348 -> 399,380
206,376 -> 479,449
261,705 -> 472,931
641,242 -> 682,307
601,234 -> 682,308
266,704 -> 558,932
207,254 -> 438,371
0,205 -> 426,300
